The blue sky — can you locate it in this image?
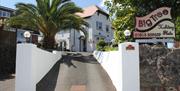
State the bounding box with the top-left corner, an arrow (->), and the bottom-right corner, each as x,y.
0,0 -> 104,9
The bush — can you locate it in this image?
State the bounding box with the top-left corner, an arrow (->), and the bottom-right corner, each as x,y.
96,39 -> 107,51
104,46 -> 118,51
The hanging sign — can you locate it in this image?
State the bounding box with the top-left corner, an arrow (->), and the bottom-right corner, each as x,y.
134,7 -> 175,38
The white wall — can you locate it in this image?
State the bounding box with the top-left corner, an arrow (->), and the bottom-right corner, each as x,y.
93,42 -> 140,91
93,51 -> 122,90
16,44 -> 62,91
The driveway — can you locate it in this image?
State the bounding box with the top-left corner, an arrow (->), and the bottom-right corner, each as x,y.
37,52 -> 116,91
0,74 -> 15,91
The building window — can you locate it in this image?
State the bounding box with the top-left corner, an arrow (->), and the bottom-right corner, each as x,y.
106,16 -> 109,20
107,35 -> 109,37
2,11 -> 6,17
6,12 -> 10,17
106,25 -> 109,32
96,21 -> 102,30
97,12 -> 99,16
0,11 -> 10,17
0,10 -> 2,17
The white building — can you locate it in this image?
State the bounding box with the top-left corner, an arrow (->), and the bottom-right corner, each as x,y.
56,5 -> 114,52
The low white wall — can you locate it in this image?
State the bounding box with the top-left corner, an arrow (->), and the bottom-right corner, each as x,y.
93,51 -> 121,91
93,42 -> 140,91
16,44 -> 62,91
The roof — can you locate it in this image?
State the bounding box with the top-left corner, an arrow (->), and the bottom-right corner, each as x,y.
76,5 -> 109,18
0,6 -> 14,12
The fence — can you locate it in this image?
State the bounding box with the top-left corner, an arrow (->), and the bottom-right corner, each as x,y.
16,44 -> 62,91
0,31 -> 16,74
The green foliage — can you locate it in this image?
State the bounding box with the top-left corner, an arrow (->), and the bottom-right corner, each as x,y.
96,39 -> 118,51
104,46 -> 118,51
105,0 -> 180,43
8,0 -> 88,49
175,16 -> 180,40
96,39 -> 107,51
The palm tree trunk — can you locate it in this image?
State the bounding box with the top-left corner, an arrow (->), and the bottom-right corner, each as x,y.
43,35 -> 55,49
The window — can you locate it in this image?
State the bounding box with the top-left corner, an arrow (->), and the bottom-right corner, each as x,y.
0,10 -> 2,17
97,12 -> 99,16
97,37 -> 99,40
106,25 -> 109,32
0,11 -> 10,17
96,21 -> 102,30
106,16 -> 109,20
3,11 -> 6,17
6,12 -> 10,17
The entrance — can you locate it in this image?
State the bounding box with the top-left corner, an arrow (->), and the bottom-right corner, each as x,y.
79,36 -> 86,52
59,40 -> 67,51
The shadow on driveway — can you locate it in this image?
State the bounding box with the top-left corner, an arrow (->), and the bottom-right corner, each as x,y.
60,53 -> 99,68
36,53 -> 99,91
0,74 -> 15,81
36,60 -> 61,91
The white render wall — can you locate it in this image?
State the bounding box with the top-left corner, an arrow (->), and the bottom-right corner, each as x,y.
16,44 -> 62,91
93,42 -> 140,91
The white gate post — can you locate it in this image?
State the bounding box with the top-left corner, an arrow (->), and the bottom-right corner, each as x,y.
118,42 -> 140,91
15,44 -> 36,91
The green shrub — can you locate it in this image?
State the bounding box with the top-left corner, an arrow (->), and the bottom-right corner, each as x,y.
96,39 -> 107,51
104,46 -> 118,51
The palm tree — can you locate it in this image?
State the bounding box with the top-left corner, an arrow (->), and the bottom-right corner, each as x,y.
9,0 -> 88,49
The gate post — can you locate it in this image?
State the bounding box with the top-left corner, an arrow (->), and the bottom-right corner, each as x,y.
15,44 -> 36,91
118,42 -> 140,91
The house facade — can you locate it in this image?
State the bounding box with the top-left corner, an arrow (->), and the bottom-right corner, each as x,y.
0,6 -> 39,44
0,6 -> 14,31
56,5 -> 114,52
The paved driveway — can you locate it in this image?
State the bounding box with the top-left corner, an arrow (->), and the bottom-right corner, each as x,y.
37,52 -> 116,91
0,74 -> 15,91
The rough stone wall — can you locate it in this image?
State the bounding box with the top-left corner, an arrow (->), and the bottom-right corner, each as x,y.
140,45 -> 180,91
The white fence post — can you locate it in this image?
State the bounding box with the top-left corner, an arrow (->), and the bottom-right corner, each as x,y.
118,42 -> 140,91
16,44 -> 36,91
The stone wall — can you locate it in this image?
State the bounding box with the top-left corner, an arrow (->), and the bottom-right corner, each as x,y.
140,45 -> 180,91
0,31 -> 16,74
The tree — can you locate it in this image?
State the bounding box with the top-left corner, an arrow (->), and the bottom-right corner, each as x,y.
9,0 -> 88,49
105,0 -> 180,43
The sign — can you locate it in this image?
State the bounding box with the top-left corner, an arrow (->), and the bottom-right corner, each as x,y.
126,44 -> 135,50
134,21 -> 175,38
135,39 -> 174,43
134,7 -> 175,38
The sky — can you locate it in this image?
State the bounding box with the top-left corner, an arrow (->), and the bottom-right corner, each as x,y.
0,0 -> 105,9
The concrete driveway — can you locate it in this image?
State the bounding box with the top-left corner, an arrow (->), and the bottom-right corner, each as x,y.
37,52 -> 116,91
